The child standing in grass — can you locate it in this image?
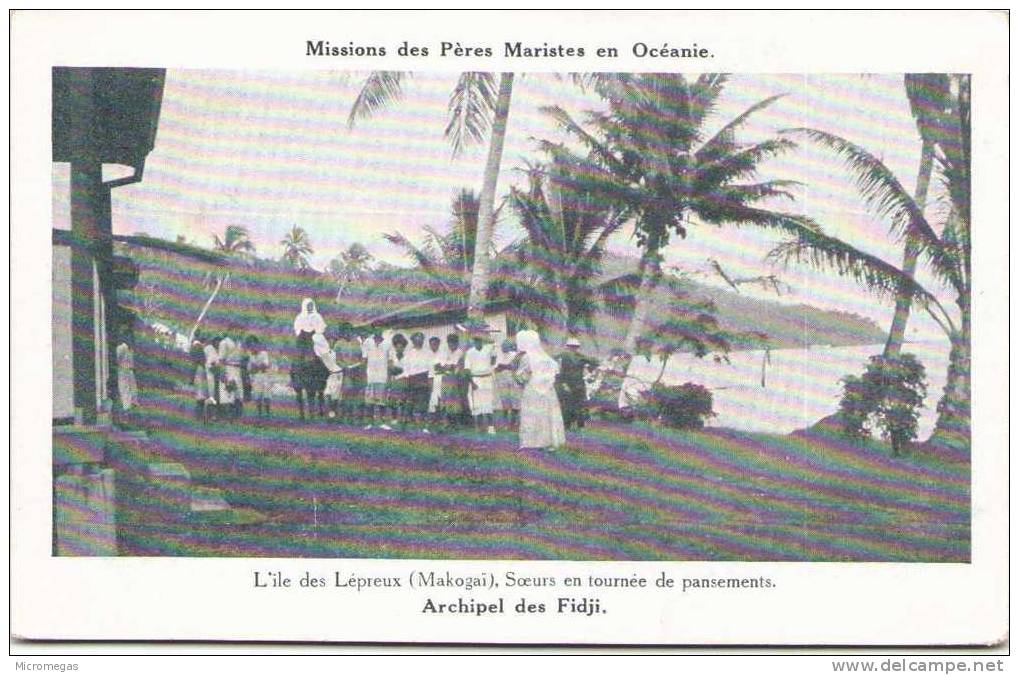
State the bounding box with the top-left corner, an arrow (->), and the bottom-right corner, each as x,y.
248,336 -> 274,417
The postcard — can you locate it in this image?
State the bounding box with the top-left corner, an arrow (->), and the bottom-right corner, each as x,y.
10,10 -> 1009,647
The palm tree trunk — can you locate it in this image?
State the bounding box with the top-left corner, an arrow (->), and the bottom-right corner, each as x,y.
466,72 -> 514,320
546,285 -> 570,350
928,297 -> 970,454
883,139 -> 935,357
623,242 -> 663,354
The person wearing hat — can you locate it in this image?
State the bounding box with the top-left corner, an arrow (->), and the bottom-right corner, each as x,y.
557,335 -> 598,430
463,328 -> 497,434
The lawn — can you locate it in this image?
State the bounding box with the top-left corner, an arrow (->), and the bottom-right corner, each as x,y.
100,392 -> 970,562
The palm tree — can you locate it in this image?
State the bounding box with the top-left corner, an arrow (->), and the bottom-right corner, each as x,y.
503,159 -> 627,341
280,225 -> 314,271
213,224 -> 255,257
382,188 -> 485,298
883,75 -> 947,357
348,71 -> 514,322
540,73 -> 800,353
329,242 -> 374,301
771,76 -> 970,450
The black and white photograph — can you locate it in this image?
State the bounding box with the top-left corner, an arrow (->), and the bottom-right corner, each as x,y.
49,66 -> 973,562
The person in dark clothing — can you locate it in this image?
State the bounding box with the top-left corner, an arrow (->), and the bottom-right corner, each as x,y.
557,336 -> 598,430
241,334 -> 256,402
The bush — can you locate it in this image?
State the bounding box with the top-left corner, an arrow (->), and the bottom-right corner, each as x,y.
645,382 -> 715,429
838,354 -> 927,455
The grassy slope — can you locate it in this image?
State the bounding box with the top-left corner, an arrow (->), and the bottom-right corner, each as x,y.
105,384 -> 969,562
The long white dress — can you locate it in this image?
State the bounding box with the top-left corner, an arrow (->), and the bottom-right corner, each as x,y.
517,351 -> 566,450
116,343 -> 137,410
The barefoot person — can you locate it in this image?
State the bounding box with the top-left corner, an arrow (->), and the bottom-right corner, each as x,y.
361,331 -> 392,430
464,329 -> 497,435
515,329 -> 566,451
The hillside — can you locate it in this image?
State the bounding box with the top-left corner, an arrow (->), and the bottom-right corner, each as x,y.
115,238 -> 884,354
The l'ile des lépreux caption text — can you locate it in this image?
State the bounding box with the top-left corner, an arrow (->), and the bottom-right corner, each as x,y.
252,569 -> 774,617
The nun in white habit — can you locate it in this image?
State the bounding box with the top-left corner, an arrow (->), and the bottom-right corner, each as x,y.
514,330 -> 566,451
293,298 -> 340,373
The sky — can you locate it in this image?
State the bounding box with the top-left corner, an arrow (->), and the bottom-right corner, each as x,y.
52,71 -> 953,341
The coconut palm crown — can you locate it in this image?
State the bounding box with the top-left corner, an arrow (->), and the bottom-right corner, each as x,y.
540,73 -> 805,352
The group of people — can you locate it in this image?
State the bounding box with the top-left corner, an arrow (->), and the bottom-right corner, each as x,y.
190,329 -> 276,420
293,298 -> 572,451
188,299 -> 661,452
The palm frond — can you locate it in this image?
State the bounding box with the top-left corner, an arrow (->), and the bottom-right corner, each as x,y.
695,138 -> 798,189
766,217 -> 954,333
347,71 -> 409,127
540,105 -> 629,177
696,94 -> 785,161
383,231 -> 441,275
444,72 -> 496,156
783,127 -> 962,291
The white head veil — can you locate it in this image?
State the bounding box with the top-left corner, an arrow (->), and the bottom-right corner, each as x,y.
293,297 -> 327,335
515,330 -> 553,364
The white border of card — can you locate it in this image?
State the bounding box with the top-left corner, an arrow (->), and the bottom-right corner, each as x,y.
10,10 -> 1009,647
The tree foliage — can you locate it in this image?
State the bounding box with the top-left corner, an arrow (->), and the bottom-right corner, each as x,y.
497,158 -> 627,334
839,354 -> 928,455
280,225 -> 314,271
383,188 -> 484,295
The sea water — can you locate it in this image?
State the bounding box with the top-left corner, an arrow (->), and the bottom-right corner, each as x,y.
661,341 -> 952,437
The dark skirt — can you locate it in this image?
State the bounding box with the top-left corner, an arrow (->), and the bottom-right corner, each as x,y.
405,373 -> 431,413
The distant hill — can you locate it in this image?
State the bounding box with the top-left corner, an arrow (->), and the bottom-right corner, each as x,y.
588,252 -> 886,352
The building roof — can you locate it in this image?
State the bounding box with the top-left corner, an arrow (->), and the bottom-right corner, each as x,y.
356,297 -> 514,330
52,67 -> 165,171
113,234 -> 228,265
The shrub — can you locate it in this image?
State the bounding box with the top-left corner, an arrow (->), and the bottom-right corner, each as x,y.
645,382 -> 715,429
838,354 -> 927,455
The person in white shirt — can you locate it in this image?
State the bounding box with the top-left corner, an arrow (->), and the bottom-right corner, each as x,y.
218,333 -> 244,418
426,336 -> 446,420
396,332 -> 433,430
361,331 -> 391,429
248,336 -> 275,418
438,333 -> 468,427
463,331 -> 497,434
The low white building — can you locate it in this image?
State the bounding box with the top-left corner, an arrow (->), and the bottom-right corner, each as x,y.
356,297 -> 513,345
